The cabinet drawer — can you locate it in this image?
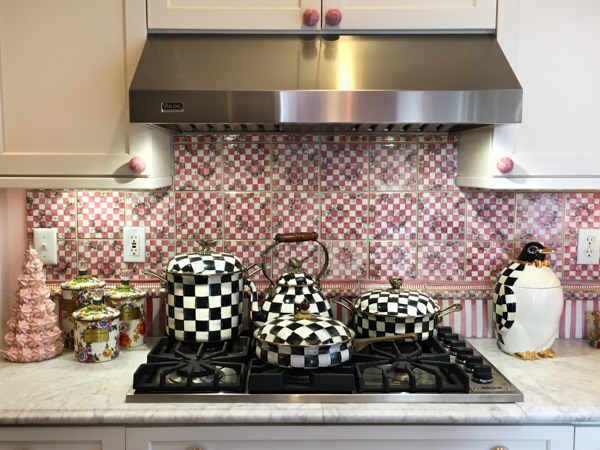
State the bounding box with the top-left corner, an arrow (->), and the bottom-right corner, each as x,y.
0,427 -> 125,450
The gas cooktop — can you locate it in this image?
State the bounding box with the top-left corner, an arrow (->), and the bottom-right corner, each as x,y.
126,326 -> 523,404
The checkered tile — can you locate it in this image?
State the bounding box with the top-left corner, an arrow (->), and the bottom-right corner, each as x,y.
369,142 -> 418,191
465,241 -> 514,282
272,192 -> 320,234
272,143 -> 320,191
78,239 -> 122,279
466,192 -> 515,241
321,193 -> 368,240
320,144 -> 368,191
27,190 -> 77,240
166,272 -> 244,342
564,193 -> 600,240
368,241 -> 416,279
493,261 -> 524,331
417,241 -> 465,281
223,143 -> 271,191
417,192 -> 465,240
418,141 -> 458,191
323,240 -> 368,279
175,192 -> 223,240
254,316 -> 354,368
174,143 -> 222,191
368,192 -> 417,240
77,192 -> 125,239
515,193 -> 564,240
126,190 -> 175,239
224,193 -> 271,240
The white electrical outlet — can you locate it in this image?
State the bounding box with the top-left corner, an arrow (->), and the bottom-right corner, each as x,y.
123,226 -> 146,263
577,228 -> 600,265
33,228 -> 58,265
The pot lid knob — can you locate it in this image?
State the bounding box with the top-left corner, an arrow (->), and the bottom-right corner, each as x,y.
388,277 -> 404,293
294,299 -> 315,319
196,239 -> 217,256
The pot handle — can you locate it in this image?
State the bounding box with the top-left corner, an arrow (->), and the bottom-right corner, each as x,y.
437,303 -> 463,319
260,232 -> 329,287
142,269 -> 167,285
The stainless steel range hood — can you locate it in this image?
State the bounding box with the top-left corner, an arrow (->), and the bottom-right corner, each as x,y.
129,34 -> 522,134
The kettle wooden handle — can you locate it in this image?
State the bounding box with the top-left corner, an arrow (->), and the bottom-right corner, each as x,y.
274,232 -> 318,243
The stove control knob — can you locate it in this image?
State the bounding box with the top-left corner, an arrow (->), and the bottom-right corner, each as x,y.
455,347 -> 474,363
441,333 -> 459,346
472,364 -> 493,384
436,326 -> 453,339
449,340 -> 466,355
464,355 -> 484,373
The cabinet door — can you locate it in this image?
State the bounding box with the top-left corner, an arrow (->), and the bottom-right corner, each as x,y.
0,0 -> 172,189
575,426 -> 600,450
323,0 -> 496,32
0,426 -> 125,450
147,0 -> 495,32
126,424 -> 573,450
457,0 -> 600,190
147,0 -> 321,31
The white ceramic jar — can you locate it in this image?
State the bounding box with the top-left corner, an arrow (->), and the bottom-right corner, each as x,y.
72,304 -> 120,363
107,270 -> 147,349
59,261 -> 105,349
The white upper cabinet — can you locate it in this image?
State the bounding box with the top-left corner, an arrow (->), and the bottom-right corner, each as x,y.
0,0 -> 172,189
147,0 -> 497,33
456,0 -> 600,190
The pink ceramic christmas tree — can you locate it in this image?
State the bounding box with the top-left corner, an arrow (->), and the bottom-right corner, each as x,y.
1,249 -> 64,362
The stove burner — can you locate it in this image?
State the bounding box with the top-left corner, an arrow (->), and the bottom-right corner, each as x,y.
132,334 -> 252,393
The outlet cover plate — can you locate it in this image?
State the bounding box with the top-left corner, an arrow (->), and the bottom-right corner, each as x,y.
577,228 -> 600,265
33,228 -> 58,265
123,226 -> 146,263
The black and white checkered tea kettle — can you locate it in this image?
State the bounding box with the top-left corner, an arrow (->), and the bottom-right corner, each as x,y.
251,232 -> 332,327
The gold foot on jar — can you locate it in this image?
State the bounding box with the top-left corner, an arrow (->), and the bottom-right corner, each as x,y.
537,348 -> 557,358
513,351 -> 539,360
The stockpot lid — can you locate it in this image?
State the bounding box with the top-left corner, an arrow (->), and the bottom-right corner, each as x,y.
166,239 -> 245,275
356,277 -> 439,318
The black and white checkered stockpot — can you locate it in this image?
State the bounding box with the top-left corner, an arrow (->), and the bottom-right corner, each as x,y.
259,272 -> 332,323
493,261 -> 523,333
166,271 -> 244,342
354,287 -> 438,339
254,315 -> 354,368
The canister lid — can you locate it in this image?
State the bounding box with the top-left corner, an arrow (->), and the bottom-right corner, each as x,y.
107,269 -> 147,300
61,260 -> 106,290
73,304 -> 120,321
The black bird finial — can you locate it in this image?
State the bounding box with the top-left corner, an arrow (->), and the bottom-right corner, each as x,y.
517,241 -> 552,263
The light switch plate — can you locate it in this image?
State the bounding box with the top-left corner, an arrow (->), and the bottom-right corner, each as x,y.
33,228 -> 58,265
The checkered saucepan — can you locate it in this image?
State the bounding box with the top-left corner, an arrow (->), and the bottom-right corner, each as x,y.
253,313 -> 419,369
353,277 -> 462,340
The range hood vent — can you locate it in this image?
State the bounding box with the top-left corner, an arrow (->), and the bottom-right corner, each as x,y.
129,34 -> 522,134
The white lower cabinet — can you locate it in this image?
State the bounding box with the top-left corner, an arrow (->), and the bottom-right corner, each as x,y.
0,426 -> 125,450
575,426 -> 600,450
126,424 -> 574,450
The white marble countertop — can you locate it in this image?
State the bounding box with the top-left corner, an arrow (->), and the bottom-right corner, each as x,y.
1,338 -> 600,426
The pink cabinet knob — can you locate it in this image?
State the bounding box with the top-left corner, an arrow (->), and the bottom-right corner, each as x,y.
325,8 -> 342,26
302,8 -> 320,27
496,157 -> 514,174
129,156 -> 147,174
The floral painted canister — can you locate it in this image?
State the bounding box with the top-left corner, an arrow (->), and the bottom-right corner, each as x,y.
72,304 -> 120,363
107,270 -> 147,349
59,261 -> 105,349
